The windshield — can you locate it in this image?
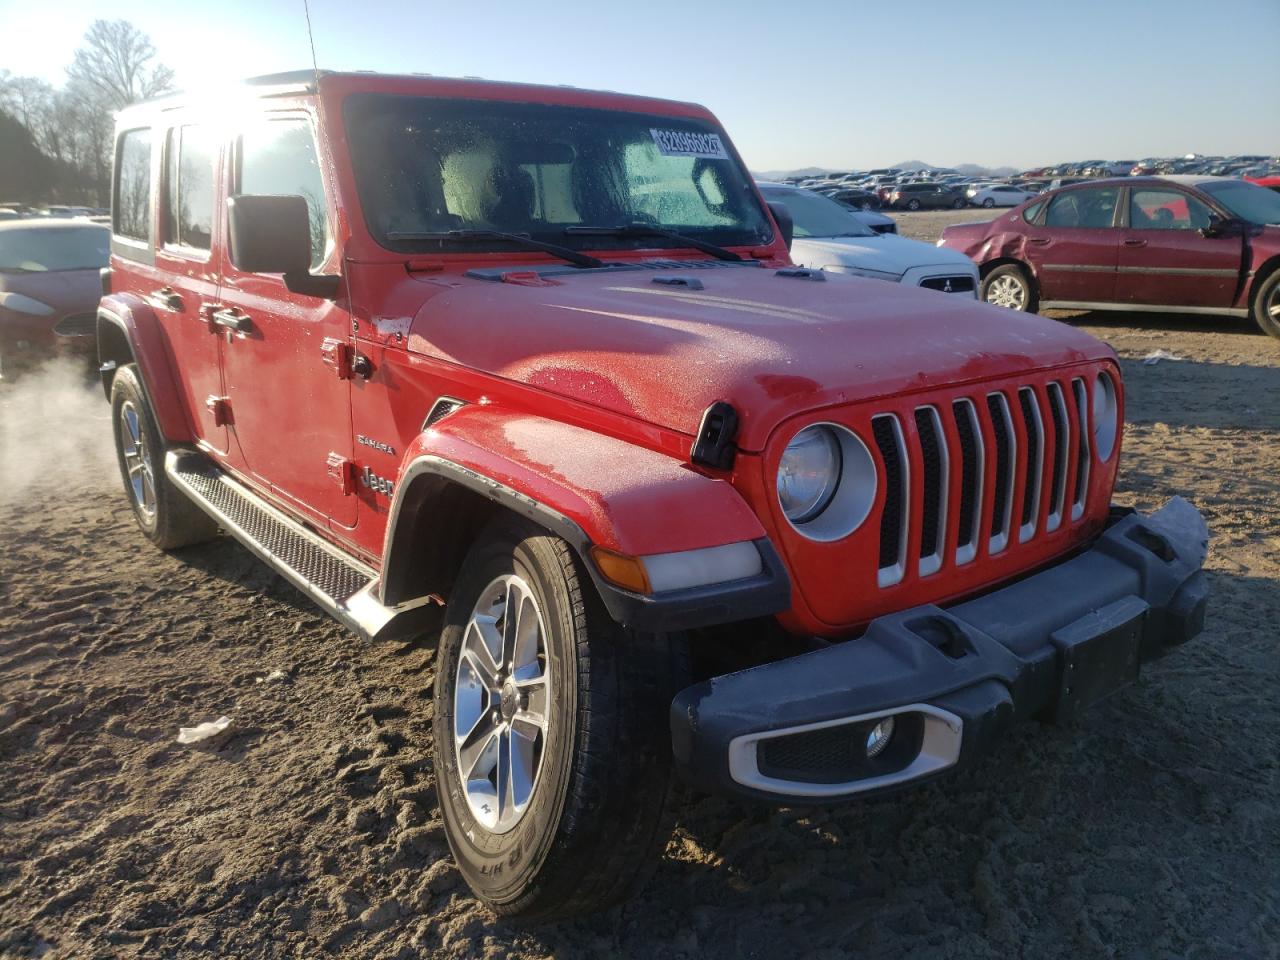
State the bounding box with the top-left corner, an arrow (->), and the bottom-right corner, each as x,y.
0,226 -> 109,272
344,94 -> 773,254
1199,179 -> 1280,225
760,187 -> 874,238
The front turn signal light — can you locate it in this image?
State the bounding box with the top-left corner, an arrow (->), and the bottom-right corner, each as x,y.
590,546 -> 652,594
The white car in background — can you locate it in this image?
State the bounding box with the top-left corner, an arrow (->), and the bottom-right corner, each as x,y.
757,183 -> 979,296
966,183 -> 1037,208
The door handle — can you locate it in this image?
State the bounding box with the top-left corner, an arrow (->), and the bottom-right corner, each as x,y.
210,307 -> 253,334
1027,237 -> 1051,246
1123,238 -> 1148,248
151,287 -> 183,311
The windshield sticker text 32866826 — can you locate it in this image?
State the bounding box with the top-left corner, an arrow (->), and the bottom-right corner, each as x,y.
650,128 -> 729,160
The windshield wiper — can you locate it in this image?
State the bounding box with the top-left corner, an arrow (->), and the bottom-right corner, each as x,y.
564,224 -> 744,262
386,229 -> 604,269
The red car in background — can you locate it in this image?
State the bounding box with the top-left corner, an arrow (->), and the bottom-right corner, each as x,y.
0,219 -> 108,378
939,176 -> 1280,339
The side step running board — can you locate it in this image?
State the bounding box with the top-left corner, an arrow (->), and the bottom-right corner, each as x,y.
166,449 -> 438,643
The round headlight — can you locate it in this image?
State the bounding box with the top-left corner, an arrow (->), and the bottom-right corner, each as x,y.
1093,371 -> 1118,461
778,425 -> 841,523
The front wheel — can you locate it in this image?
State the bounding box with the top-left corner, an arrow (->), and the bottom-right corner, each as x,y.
433,516 -> 686,921
953,198 -> 966,209
981,264 -> 1039,312
907,199 -> 921,211
1251,269 -> 1280,340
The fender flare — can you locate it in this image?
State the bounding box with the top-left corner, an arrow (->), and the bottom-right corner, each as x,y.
379,406 -> 791,632
97,295 -> 194,444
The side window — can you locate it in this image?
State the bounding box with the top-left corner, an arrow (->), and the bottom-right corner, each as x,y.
164,126 -> 216,251
1045,187 -> 1119,229
238,119 -> 329,269
1023,199 -> 1046,223
114,128 -> 152,242
1129,189 -> 1212,230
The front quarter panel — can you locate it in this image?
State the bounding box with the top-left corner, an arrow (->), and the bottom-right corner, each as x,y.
387,404 -> 766,559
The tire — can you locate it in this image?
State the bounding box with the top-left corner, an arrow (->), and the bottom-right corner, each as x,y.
981,263 -> 1039,313
907,199 -> 921,211
1250,268 -> 1280,340
433,516 -> 687,921
110,364 -> 219,549
982,198 -> 996,208
953,198 -> 966,209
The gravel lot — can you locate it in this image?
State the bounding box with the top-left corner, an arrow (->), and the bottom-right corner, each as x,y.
2,211 -> 1277,959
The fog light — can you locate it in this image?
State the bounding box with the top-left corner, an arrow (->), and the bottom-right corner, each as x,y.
865,717 -> 895,759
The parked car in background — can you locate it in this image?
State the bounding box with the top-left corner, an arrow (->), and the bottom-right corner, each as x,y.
887,182 -> 967,210
0,209 -> 21,221
0,219 -> 108,378
967,183 -> 1037,208
758,183 -> 977,294
826,187 -> 881,210
938,176 -> 1280,338
850,206 -> 898,234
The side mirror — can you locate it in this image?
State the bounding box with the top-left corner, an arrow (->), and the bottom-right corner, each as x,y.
767,201 -> 794,251
227,194 -> 339,298
1199,214 -> 1245,239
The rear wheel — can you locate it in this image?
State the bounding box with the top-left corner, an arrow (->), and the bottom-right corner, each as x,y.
907,199 -> 921,211
1250,268 -> 1280,340
433,516 -> 686,921
953,198 -> 966,209
110,364 -> 218,549
981,264 -> 1038,313
982,197 -> 996,208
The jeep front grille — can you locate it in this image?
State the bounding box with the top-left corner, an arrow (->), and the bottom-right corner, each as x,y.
874,377 -> 1092,586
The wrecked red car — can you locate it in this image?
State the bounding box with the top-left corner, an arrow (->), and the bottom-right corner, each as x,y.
98,72 -> 1209,921
939,175 -> 1280,339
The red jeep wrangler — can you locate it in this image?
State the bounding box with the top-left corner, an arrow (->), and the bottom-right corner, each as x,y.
98,71 -> 1209,921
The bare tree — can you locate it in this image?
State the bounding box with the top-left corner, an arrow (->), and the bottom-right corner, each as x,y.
65,19 -> 175,111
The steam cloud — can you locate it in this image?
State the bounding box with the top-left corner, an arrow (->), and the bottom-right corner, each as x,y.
0,358 -> 118,505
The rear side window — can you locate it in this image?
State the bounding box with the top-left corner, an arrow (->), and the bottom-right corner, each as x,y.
1045,187 -> 1119,229
164,126 -> 216,251
114,128 -> 152,242
237,119 -> 329,269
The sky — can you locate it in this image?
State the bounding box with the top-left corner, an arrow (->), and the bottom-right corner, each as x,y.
1,0 -> 1277,173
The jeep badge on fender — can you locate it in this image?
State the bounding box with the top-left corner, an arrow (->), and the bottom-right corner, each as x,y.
97,70 -> 1210,923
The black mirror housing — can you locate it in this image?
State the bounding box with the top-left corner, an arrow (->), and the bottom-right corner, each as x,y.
767,201 -> 794,251
227,194 -> 339,298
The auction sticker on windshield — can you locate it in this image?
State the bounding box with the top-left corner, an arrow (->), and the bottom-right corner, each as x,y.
650,128 -> 729,160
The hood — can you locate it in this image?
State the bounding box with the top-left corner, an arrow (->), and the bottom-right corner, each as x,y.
0,268 -> 102,320
789,233 -> 976,278
404,261 -> 1112,451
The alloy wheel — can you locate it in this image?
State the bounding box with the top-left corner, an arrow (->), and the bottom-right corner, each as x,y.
119,400 -> 156,518
986,275 -> 1028,310
453,573 -> 551,834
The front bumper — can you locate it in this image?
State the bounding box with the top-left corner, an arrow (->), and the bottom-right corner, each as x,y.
670,498 -> 1209,804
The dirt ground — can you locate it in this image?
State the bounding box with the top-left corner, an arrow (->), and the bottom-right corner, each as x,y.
2,214 -> 1278,959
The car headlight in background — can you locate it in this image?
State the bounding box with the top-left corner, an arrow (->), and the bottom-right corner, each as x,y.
1093,371 -> 1119,461
777,423 -> 878,541
0,292 -> 55,316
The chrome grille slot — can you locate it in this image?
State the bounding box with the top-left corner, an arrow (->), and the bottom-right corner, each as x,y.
1071,378 -> 1091,519
914,407 -> 948,576
951,399 -> 984,565
986,392 -> 1016,554
1045,382 -> 1070,531
871,415 -> 909,587
1016,388 -> 1044,543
